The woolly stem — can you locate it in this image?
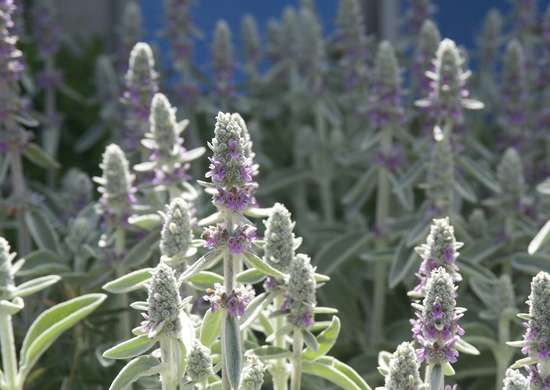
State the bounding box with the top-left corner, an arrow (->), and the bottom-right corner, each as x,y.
290,329 -> 303,390
370,126 -> 392,349
0,312 -> 20,390
496,315 -> 512,390
272,295 -> 289,390
159,336 -> 180,390
222,212 -> 236,390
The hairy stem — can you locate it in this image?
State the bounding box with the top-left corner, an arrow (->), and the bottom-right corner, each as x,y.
272,295 -> 289,390
9,146 -> 30,255
290,329 -> 303,390
222,212 -> 236,390
160,336 -> 180,390
0,313 -> 20,390
496,316 -> 511,389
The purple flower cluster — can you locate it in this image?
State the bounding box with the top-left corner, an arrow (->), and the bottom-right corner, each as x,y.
202,224 -> 256,255
30,0 -> 61,59
203,283 -> 255,318
412,217 -> 463,294
416,39 -> 483,128
206,112 -> 258,213
411,267 -> 464,365
0,0 -> 23,81
369,41 -> 403,130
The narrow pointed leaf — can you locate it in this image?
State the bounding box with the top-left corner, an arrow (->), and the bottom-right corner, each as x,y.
223,315 -> 242,389
243,251 -> 285,279
14,275 -> 61,298
108,355 -> 161,390
103,268 -> 153,294
103,335 -> 156,360
200,309 -> 223,348
304,316 -> 340,360
25,210 -> 61,253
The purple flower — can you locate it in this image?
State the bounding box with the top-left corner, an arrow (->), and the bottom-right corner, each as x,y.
203,283 -> 254,318
201,224 -> 256,255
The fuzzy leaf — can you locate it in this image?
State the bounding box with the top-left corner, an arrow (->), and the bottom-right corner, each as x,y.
430,365 -> 443,390
121,231 -> 159,268
528,220 -> 550,255
103,335 -> 156,360
200,309 -> 223,348
243,251 -> 286,279
304,316 -> 340,360
236,268 -> 266,284
180,249 -> 224,282
109,355 -> 161,390
23,143 -> 60,169
455,339 -> 480,355
14,275 -> 60,298
19,250 -> 69,277
103,268 -> 153,294
303,356 -> 371,390
19,294 -> 107,376
188,271 -> 224,290
128,214 -> 163,230
251,346 -> 292,360
223,315 -> 242,389
25,210 -> 61,253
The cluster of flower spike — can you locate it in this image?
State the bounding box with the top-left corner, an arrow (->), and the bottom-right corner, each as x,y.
411,267 -> 464,365
413,217 -> 463,294
239,352 -> 266,390
284,254 -> 317,329
160,197 -> 193,263
122,42 -> 159,151
202,223 -> 256,255
416,39 -> 483,127
425,127 -> 454,216
187,341 -> 214,383
206,112 -> 257,212
263,203 -> 301,273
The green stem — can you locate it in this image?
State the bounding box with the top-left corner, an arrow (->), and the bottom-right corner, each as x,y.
0,313 -> 20,390
290,329 -> 303,390
320,178 -> 334,223
9,147 -> 30,255
496,316 -> 511,390
272,295 -> 289,390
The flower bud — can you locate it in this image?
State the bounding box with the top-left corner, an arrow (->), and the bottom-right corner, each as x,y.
384,342 -> 422,390
414,217 -> 463,293
0,238 -> 15,300
149,93 -> 180,160
143,262 -> 183,337
123,42 -> 159,150
161,197 -> 193,261
369,41 -> 403,130
502,368 -> 528,390
96,144 -> 135,215
411,267 -> 464,365
187,341 -> 214,383
286,254 -> 316,328
263,203 -> 301,273
239,352 -> 266,390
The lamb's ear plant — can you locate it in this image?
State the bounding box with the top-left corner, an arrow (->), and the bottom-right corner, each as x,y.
376,342 -> 427,390
0,237 -> 106,390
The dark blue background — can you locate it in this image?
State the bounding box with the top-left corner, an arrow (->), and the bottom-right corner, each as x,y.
139,1 -> 542,71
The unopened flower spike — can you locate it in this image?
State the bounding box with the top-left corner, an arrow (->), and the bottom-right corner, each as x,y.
335,0 -> 368,91
160,197 -> 194,264
165,0 -> 194,72
296,8 -> 326,91
117,1 -> 142,72
425,127 -> 454,217
416,39 -> 483,127
0,237 -> 16,300
212,20 -> 235,102
241,14 -> 261,77
369,41 -> 403,130
205,112 -> 257,213
122,42 -> 159,151
187,340 -> 214,384
203,283 -> 255,318
141,262 -> 183,337
285,254 -> 317,329
502,368 -> 528,390
478,9 -> 503,76
407,0 -> 435,36
383,342 -> 423,390
411,267 -> 464,366
413,20 -> 440,100
497,148 -> 525,210
263,203 -> 302,274
499,40 -> 528,145
239,352 -> 266,390
94,144 -> 136,219
412,217 -> 463,295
